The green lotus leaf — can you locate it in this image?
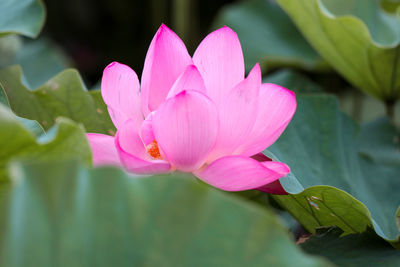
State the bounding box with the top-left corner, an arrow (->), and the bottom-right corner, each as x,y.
301,227 -> 400,266
0,0 -> 45,38
381,0 -> 400,13
0,160 -> 331,267
10,38 -> 72,89
276,0 -> 400,101
0,35 -> 22,66
0,83 -> 44,136
267,94 -> 400,246
0,104 -> 91,184
0,65 -> 115,135
213,0 -> 326,72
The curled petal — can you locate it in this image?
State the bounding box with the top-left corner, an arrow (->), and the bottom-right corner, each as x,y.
251,153 -> 289,194
86,133 -> 121,166
167,65 -> 207,98
237,83 -> 297,156
257,161 -> 290,194
141,24 -> 192,115
115,120 -> 171,174
193,26 -> 244,106
261,161 -> 290,176
194,156 -> 289,191
101,62 -> 143,129
153,90 -> 219,172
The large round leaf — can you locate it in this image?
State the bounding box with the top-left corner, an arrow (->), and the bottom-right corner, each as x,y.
267,94 -> 400,246
0,36 -> 72,89
0,35 -> 22,66
0,104 -> 91,184
276,0 -> 400,101
213,0 -> 325,72
381,0 -> 400,13
0,83 -> 44,136
0,160 -> 331,267
0,0 -> 45,38
0,65 -> 115,134
301,227 -> 400,266
10,38 -> 72,89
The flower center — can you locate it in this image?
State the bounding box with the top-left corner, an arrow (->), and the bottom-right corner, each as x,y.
146,140 -> 162,159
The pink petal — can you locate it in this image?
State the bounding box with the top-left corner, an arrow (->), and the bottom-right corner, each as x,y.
140,112 -> 155,146
193,26 -> 244,106
194,156 -> 288,191
260,161 -> 290,176
236,83 -> 297,156
101,62 -> 143,129
141,24 -> 192,115
117,119 -> 148,159
152,90 -> 219,172
207,64 -> 261,162
251,152 -> 289,194
166,65 -> 207,99
115,120 -> 171,174
86,133 -> 121,166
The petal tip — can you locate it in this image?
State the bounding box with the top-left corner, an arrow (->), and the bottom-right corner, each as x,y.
224,26 -> 237,36
104,61 -> 120,72
104,61 -> 132,73
205,26 -> 239,41
106,61 -> 118,68
279,164 -> 290,176
195,156 -> 285,191
280,85 -> 296,98
263,83 -> 297,105
187,64 -> 199,71
219,25 -> 236,34
175,89 -> 188,97
248,63 -> 262,79
156,24 -> 175,40
159,23 -> 171,31
261,161 -> 291,177
281,86 -> 297,108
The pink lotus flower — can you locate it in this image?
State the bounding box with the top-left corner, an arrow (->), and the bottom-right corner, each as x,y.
87,24 -> 296,193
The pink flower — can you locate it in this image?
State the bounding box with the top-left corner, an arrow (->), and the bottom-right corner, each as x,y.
87,24 -> 296,193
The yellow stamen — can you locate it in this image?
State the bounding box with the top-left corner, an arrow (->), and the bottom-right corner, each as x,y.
146,140 -> 162,159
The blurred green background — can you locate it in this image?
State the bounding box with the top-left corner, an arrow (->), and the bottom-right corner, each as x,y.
1,0 -> 399,121
43,0 -> 234,84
